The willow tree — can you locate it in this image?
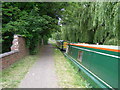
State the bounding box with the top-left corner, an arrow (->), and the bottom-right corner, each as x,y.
56,2 -> 119,45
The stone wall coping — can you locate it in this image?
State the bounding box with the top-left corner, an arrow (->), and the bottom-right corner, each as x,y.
0,50 -> 19,58
14,34 -> 22,37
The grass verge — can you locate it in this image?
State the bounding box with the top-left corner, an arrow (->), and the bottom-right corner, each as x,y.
54,48 -> 92,88
0,55 -> 39,88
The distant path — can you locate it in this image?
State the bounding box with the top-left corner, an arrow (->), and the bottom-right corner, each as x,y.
19,45 -> 58,88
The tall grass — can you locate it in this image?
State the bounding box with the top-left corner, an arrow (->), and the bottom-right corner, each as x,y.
54,48 -> 92,88
1,55 -> 39,88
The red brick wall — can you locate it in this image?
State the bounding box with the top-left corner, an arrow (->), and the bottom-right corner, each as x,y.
0,35 -> 29,69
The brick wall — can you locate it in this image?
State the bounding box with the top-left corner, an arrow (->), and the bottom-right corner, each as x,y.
0,35 -> 29,69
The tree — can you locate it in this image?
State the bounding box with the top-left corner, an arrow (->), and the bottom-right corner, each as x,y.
2,2 -> 63,54
55,2 -> 119,45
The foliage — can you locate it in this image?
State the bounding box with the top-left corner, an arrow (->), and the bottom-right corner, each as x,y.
2,2 -> 119,54
52,2 -> 119,45
2,2 -> 63,54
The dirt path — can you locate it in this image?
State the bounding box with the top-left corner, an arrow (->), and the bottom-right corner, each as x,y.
19,45 -> 58,88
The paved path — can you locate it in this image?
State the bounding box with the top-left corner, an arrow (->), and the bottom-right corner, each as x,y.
19,45 -> 58,88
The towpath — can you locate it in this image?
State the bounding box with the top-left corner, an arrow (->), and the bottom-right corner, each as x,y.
19,44 -> 58,88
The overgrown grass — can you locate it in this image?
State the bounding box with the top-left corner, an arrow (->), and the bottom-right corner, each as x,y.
0,55 -> 39,88
54,48 -> 92,88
